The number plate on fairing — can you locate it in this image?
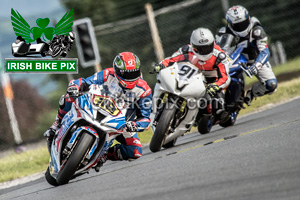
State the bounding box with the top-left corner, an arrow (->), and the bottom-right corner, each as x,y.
92,95 -> 121,116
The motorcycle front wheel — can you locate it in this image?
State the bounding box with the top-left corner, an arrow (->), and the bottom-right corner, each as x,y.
150,102 -> 176,152
56,132 -> 94,185
45,167 -> 59,186
162,138 -> 177,149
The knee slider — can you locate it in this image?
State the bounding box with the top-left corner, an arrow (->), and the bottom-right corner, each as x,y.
265,79 -> 278,92
132,148 -> 142,159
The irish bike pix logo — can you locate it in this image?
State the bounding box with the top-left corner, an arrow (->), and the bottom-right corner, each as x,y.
5,8 -> 78,74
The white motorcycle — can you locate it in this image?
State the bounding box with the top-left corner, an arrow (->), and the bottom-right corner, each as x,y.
45,84 -> 128,186
149,59 -> 206,152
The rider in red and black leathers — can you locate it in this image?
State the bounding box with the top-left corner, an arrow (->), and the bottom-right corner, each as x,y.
155,28 -> 231,116
160,44 -> 231,91
157,28 -> 231,115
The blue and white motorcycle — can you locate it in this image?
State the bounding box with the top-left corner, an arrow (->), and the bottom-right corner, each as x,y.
45,84 -> 127,186
197,34 -> 251,134
220,34 -> 252,127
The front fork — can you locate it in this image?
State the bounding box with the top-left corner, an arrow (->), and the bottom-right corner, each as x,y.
153,93 -> 187,131
152,92 -> 169,126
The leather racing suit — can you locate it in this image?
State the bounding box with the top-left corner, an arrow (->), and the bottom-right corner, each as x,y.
217,17 -> 278,104
58,68 -> 152,161
152,43 -> 231,117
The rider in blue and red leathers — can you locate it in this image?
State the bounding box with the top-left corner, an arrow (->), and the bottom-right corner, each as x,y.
44,52 -> 152,171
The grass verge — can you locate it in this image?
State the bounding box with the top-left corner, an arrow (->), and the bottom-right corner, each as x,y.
0,146 -> 49,183
1,76 -> 300,184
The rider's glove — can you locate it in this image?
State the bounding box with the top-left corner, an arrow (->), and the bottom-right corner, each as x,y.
125,121 -> 137,132
248,62 -> 262,76
206,83 -> 220,97
67,84 -> 80,97
154,63 -> 165,73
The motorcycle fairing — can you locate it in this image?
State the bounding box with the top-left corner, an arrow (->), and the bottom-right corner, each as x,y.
157,62 -> 206,99
105,117 -> 126,130
48,84 -> 129,180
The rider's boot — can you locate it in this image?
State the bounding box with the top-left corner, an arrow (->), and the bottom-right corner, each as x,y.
44,117 -> 61,154
44,95 -> 73,154
214,95 -> 226,117
244,89 -> 254,106
94,144 -> 124,172
244,83 -> 263,106
245,80 -> 277,106
94,154 -> 108,172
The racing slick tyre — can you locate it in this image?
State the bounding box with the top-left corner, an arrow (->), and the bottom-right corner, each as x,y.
150,102 -> 176,152
56,132 -> 94,185
45,167 -> 59,186
219,112 -> 237,128
197,115 -> 212,134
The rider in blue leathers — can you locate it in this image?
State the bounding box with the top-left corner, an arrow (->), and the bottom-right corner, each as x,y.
217,5 -> 278,106
44,52 -> 152,171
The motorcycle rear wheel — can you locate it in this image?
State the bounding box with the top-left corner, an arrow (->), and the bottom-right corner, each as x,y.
150,102 -> 176,152
56,132 -> 94,185
219,112 -> 238,127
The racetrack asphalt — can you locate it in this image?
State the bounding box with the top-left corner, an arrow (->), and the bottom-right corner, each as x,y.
1,97 -> 300,200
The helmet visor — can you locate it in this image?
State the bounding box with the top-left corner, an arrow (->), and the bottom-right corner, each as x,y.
192,42 -> 214,55
231,18 -> 250,32
116,70 -> 140,81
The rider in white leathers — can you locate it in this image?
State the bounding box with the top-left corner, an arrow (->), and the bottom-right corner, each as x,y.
217,5 -> 278,106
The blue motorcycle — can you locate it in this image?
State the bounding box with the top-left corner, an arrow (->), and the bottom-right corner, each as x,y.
197,34 -> 251,134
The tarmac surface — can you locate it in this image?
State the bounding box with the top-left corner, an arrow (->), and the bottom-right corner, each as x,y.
1,97 -> 300,200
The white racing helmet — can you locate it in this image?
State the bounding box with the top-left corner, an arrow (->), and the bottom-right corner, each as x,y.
190,28 -> 215,61
226,5 -> 251,37
68,31 -> 75,42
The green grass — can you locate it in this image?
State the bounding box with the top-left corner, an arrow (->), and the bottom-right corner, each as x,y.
137,129 -> 153,144
0,130 -> 153,183
0,146 -> 49,183
112,128 -> 153,146
1,59 -> 300,183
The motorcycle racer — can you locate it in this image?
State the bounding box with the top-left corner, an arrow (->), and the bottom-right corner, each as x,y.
217,5 -> 278,106
47,31 -> 75,57
155,27 -> 231,114
44,52 -> 152,171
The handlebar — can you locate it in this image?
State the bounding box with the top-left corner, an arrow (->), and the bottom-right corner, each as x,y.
149,70 -> 156,74
64,91 -> 89,98
239,62 -> 253,79
149,65 -> 162,74
149,69 -> 157,74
